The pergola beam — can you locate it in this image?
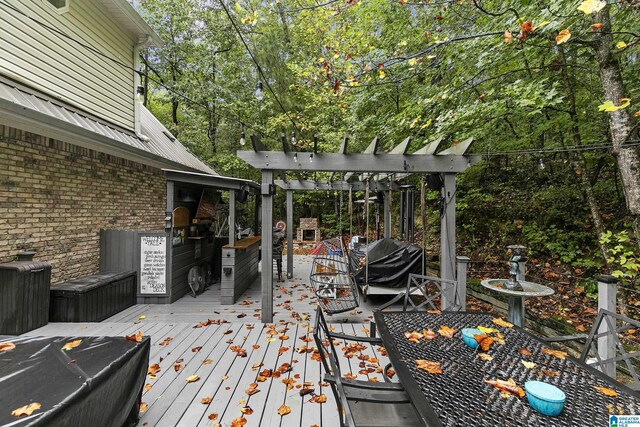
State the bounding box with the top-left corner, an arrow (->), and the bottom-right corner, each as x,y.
237,152 -> 480,173
274,179 -> 400,191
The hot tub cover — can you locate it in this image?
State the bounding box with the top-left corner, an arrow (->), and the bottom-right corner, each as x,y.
0,335 -> 150,427
349,238 -> 424,288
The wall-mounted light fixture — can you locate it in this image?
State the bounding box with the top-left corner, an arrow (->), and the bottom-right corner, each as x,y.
135,85 -> 145,104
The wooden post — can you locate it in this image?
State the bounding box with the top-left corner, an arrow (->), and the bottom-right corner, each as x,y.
440,174 -> 456,284
261,171 -> 274,323
455,256 -> 470,310
253,194 -> 260,235
383,191 -> 391,239
228,189 -> 236,246
286,190 -> 293,279
597,275 -> 618,378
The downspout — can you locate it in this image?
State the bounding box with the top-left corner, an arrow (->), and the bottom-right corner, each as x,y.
134,36 -> 153,142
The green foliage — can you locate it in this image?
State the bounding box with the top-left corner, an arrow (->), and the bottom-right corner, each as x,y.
600,231 -> 640,281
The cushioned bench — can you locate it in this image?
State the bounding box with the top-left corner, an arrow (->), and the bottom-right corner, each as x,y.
49,271 -> 136,322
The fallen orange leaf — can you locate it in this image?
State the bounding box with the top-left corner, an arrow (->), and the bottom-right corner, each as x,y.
591,22 -> 604,30
541,348 -> 567,360
473,334 -> 495,351
148,363 -> 161,375
0,342 -> 16,353
594,386 -> 617,397
192,346 -> 202,352
173,363 -> 183,372
186,375 -> 200,383
208,413 -> 219,420
231,416 -> 247,427
143,383 -> 152,391
11,403 -> 41,417
422,329 -> 437,340
416,360 -> 442,374
277,404 -> 291,415
555,29 -> 572,44
202,359 -> 213,365
519,348 -> 532,356
126,331 -> 143,343
240,406 -> 253,414
438,326 -> 456,339
485,378 -> 525,397
62,339 -> 82,351
200,397 -> 212,404
492,318 -> 513,328
139,402 -> 148,413
478,353 -> 493,361
540,369 -> 560,377
310,394 -> 327,403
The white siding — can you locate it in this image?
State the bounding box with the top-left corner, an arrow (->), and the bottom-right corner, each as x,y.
0,0 -> 136,130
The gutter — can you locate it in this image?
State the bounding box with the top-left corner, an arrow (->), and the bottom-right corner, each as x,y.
134,36 -> 153,143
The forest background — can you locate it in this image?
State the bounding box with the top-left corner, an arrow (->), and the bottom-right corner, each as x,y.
133,0 -> 640,293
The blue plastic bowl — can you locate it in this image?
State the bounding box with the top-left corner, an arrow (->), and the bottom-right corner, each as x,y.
461,328 -> 483,349
525,381 -> 566,416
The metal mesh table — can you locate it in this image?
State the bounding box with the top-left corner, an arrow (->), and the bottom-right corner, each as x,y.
373,311 -> 640,427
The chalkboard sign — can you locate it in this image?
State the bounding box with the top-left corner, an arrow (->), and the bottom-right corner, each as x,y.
139,234 -> 168,294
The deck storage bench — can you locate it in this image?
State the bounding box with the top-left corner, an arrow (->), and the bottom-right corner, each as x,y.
0,254 -> 52,335
49,271 -> 136,322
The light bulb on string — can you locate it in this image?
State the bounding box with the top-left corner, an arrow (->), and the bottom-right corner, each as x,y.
538,158 -> 545,170
239,132 -> 246,146
309,153 -> 314,163
291,131 -> 296,146
293,152 -> 298,163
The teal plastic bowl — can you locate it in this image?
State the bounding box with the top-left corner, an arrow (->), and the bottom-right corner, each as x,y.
525,381 -> 566,416
461,328 -> 483,349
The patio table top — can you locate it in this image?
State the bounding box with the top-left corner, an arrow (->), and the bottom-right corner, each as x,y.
373,311 -> 640,427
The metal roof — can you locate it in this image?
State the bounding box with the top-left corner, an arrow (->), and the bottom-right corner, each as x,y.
140,106 -> 218,175
0,77 -> 217,175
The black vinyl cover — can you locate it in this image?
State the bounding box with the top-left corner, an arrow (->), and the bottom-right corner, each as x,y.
349,238 -> 424,288
0,335 -> 150,427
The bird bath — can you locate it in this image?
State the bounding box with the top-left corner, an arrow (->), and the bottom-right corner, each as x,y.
481,279 -> 554,327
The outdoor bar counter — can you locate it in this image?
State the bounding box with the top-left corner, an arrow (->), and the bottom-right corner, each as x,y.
221,236 -> 261,304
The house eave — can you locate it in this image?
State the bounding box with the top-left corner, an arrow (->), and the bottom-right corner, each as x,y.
0,98 -> 208,174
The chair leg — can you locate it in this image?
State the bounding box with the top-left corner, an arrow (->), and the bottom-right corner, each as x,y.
370,320 -> 377,338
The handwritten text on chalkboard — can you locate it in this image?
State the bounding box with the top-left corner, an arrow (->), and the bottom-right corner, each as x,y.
140,235 -> 167,294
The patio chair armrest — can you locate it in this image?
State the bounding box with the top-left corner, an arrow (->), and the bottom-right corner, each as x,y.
325,373 -> 408,394
328,331 -> 383,345
543,333 -> 588,343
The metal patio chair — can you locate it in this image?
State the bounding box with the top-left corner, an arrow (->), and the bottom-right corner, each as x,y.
313,307 -> 421,427
370,273 -> 461,338
545,309 -> 640,390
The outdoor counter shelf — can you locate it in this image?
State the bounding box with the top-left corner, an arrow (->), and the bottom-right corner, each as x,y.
0,335 -> 149,427
373,311 -> 640,426
222,235 -> 261,250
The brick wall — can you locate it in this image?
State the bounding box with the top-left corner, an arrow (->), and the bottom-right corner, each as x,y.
0,125 -> 166,284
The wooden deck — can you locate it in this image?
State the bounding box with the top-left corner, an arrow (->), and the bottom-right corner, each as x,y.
28,255 -> 394,427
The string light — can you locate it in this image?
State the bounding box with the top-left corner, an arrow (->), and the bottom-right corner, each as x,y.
309,153 -> 314,163
291,131 -> 297,146
538,158 -> 545,170
239,131 -> 246,146
293,152 -> 298,162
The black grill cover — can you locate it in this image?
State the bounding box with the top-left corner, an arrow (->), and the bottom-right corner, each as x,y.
0,335 -> 150,427
349,238 -> 424,288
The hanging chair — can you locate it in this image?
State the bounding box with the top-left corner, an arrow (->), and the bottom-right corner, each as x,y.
310,237 -> 360,314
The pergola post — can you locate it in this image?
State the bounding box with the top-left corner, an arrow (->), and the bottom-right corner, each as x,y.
286,190 -> 293,279
440,173 -> 456,307
228,189 -> 236,246
399,190 -> 405,239
261,171 -> 274,323
383,191 -> 391,239
253,194 -> 260,235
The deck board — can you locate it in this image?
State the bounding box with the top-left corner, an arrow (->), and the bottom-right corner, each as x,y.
24,255 -> 398,426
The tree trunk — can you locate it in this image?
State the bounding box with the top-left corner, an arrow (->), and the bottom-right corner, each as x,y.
558,45 -> 609,262
593,7 -> 640,249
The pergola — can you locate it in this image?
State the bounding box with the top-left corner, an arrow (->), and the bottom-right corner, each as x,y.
237,136 -> 481,322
